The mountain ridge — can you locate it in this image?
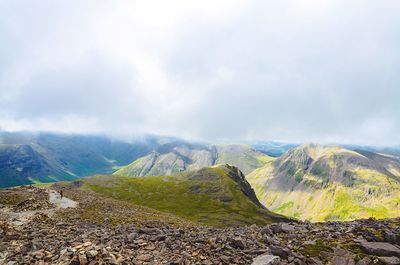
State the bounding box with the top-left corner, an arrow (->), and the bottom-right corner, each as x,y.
86,164 -> 288,226
114,143 -> 272,177
247,144 -> 400,221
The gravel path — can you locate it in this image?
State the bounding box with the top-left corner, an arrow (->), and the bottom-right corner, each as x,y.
0,189 -> 77,226
48,190 -> 78,209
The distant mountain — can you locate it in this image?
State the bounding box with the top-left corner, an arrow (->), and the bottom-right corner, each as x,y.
343,144 -> 400,159
0,132 -> 273,188
247,144 -> 400,221
0,132 -> 158,187
250,141 -> 299,157
0,143 -> 76,187
85,164 -> 288,226
114,142 -> 273,176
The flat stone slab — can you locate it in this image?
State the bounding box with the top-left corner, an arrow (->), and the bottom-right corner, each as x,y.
251,254 -> 280,265
360,241 -> 400,257
378,256 -> 400,265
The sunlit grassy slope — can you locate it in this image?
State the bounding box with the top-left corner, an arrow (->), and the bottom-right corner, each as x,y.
84,164 -> 287,226
247,144 -> 400,222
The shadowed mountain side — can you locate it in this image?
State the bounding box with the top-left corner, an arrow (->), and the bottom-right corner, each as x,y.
0,144 -> 77,187
0,132 -> 162,187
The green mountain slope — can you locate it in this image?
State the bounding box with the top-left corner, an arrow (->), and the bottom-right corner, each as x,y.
84,164 -> 288,226
114,143 -> 272,177
247,144 -> 400,222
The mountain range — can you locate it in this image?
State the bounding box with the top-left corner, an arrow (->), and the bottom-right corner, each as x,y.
114,143 -> 272,176
247,144 -> 400,221
1,131 -> 400,223
0,132 -> 273,187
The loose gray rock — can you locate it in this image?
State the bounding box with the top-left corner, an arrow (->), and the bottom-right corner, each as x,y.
378,256 -> 400,265
270,245 -> 291,259
231,236 -> 246,249
2,186 -> 400,265
251,254 -> 280,265
356,257 -> 371,265
332,247 -> 355,265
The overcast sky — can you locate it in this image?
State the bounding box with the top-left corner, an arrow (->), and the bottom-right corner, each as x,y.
0,1 -> 399,146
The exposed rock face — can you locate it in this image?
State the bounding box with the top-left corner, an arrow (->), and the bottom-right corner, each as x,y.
225,164 -> 265,208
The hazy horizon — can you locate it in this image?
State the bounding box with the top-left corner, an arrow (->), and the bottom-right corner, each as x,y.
1,1 -> 400,146
1,129 -> 400,149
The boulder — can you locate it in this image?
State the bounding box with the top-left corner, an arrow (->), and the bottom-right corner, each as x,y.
260,227 -> 272,235
127,232 -> 137,242
270,245 -> 291,259
281,223 -> 296,233
86,250 -> 98,259
231,237 -> 246,249
378,256 -> 400,265
332,255 -> 355,265
78,254 -> 88,265
136,255 -> 151,262
384,230 -> 400,245
360,241 -> 400,257
251,254 -> 280,265
331,247 -> 355,265
356,257 -> 371,265
309,257 -> 324,265
270,223 -> 295,234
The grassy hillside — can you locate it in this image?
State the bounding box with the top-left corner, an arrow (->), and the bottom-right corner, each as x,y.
114,143 -> 272,177
247,144 -> 400,222
84,164 -> 287,226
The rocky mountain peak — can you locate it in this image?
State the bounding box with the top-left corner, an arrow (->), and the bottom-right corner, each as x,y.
222,164 -> 265,208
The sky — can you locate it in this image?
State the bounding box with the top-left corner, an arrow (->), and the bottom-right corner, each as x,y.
0,0 -> 399,146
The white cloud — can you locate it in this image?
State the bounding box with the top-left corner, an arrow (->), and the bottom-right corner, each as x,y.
0,0 -> 399,146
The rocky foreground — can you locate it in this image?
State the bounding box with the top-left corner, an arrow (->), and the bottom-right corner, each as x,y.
1,186 -> 399,265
